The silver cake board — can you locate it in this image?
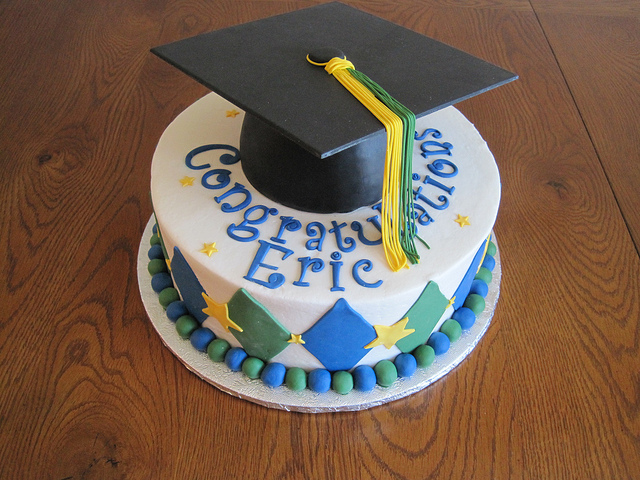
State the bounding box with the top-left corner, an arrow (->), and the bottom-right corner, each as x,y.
138,217 -> 501,412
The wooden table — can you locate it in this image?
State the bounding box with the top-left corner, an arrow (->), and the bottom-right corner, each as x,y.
2,1 -> 638,478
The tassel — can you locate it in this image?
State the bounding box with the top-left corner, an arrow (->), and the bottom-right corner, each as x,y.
309,55 -> 419,271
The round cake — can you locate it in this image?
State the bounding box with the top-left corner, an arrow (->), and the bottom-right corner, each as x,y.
146,92 -> 500,395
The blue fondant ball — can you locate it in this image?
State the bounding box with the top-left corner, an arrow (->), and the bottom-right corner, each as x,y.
151,272 -> 173,293
190,327 -> 215,352
482,255 -> 496,272
394,353 -> 417,378
469,279 -> 489,298
452,307 -> 476,330
353,365 -> 376,392
166,301 -> 189,322
152,223 -> 158,234
148,244 -> 164,260
260,363 -> 286,388
224,347 -> 248,372
308,369 -> 331,393
427,332 -> 451,355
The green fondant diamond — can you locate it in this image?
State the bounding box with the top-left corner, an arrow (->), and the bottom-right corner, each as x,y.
395,281 -> 450,353
227,288 -> 291,361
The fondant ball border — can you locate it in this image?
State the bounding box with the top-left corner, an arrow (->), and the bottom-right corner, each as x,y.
147,225 -> 496,395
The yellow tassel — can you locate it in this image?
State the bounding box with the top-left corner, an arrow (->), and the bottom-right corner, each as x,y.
318,57 -> 408,272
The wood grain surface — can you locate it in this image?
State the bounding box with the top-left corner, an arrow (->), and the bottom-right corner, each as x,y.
1,1 -> 638,479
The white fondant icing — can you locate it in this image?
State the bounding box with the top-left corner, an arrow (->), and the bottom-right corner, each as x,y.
151,93 -> 500,370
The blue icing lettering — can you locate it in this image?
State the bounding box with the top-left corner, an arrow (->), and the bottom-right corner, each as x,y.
414,129 -> 453,158
201,169 -> 231,190
367,214 -> 383,233
423,175 -> 455,196
329,221 -> 356,253
330,251 -> 345,292
305,222 -> 326,251
350,219 -> 382,246
185,144 -> 240,170
244,240 -> 293,289
413,203 -> 434,226
271,216 -> 302,245
352,259 -> 382,288
215,182 -> 252,212
182,144 -> 434,293
293,257 -> 325,287
227,205 -> 278,242
420,139 -> 453,158
428,158 -> 458,178
414,185 -> 450,210
415,128 -> 442,141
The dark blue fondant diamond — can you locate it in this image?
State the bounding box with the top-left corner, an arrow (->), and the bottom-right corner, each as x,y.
302,298 -> 376,371
170,247 -> 208,323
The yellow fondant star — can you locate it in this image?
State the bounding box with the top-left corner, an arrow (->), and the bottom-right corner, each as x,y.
179,176 -> 195,187
201,292 -> 243,333
446,296 -> 456,310
364,317 -> 415,350
165,258 -> 171,271
288,333 -> 305,345
454,214 -> 471,228
200,242 -> 218,257
226,109 -> 240,118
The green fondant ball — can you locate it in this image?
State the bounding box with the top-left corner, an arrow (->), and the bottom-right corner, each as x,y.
374,360 -> 398,387
440,319 -> 462,342
464,293 -> 486,315
148,258 -> 167,275
242,357 -> 265,379
486,241 -> 497,257
332,371 -> 354,395
413,344 -> 435,368
207,338 -> 231,362
158,287 -> 180,308
285,367 -> 307,391
475,267 -> 492,284
150,233 -> 161,246
175,315 -> 198,339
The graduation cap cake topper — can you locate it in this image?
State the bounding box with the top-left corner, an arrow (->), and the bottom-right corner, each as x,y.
152,2 -> 516,270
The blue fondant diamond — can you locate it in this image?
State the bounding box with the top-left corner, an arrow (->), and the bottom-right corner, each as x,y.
170,247 -> 208,323
452,239 -> 488,310
302,298 -> 376,371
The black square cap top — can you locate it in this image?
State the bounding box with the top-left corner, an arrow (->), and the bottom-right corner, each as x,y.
152,2 -> 516,159
152,3 -> 517,158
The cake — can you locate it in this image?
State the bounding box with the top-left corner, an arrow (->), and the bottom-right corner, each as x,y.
143,2 -> 515,403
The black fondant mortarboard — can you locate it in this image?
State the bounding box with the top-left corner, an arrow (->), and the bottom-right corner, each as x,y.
152,2 -> 516,213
